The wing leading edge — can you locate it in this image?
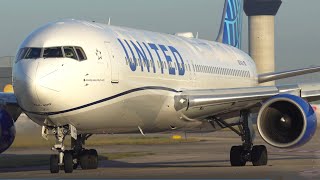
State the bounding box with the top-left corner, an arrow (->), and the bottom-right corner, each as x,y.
258,66 -> 320,83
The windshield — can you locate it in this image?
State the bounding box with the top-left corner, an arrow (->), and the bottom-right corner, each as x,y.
43,47 -> 63,58
24,48 -> 42,59
63,47 -> 77,60
16,46 -> 87,62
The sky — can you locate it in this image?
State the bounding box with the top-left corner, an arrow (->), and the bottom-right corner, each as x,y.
0,0 -> 319,83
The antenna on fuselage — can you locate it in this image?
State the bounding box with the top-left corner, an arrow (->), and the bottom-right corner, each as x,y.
196,32 -> 199,39
108,17 -> 111,25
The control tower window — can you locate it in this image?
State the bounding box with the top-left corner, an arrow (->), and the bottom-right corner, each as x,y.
75,47 -> 87,61
43,47 -> 63,58
24,48 -> 42,59
63,47 -> 77,60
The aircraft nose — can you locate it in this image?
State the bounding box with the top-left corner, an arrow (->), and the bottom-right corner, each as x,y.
13,60 -> 40,110
13,59 -> 61,112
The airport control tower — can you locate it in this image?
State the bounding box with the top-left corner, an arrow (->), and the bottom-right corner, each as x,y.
244,0 -> 282,85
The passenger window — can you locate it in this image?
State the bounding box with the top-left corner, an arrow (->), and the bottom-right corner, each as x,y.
63,47 -> 78,60
43,47 -> 63,58
75,47 -> 87,61
24,48 -> 42,59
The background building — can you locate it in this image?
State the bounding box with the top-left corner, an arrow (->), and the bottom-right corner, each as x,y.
0,56 -> 13,90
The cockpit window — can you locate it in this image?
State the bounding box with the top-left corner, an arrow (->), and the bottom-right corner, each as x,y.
43,47 -> 63,58
15,46 -> 87,62
63,47 -> 77,60
75,47 -> 87,61
24,48 -> 42,59
16,48 -> 28,62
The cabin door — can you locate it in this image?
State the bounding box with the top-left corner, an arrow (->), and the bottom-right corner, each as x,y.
105,41 -> 119,83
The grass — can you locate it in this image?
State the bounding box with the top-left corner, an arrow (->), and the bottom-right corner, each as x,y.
86,136 -> 200,146
99,152 -> 155,161
0,152 -> 154,168
11,134 -> 201,149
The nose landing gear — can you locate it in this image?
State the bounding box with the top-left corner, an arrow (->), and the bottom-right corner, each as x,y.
43,125 -> 99,173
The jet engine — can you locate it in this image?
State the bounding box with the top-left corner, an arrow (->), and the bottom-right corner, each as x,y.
257,94 -> 317,148
0,108 -> 16,153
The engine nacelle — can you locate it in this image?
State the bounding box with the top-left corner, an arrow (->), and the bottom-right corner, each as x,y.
257,94 -> 316,148
0,109 -> 16,153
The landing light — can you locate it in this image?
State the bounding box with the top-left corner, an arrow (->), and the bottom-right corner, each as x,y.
180,98 -> 187,104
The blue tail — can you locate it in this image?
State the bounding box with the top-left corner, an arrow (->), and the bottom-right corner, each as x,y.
216,0 -> 243,49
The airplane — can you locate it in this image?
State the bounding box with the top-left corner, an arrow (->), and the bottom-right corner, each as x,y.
1,0 -> 320,174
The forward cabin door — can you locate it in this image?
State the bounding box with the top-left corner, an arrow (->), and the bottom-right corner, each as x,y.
188,59 -> 196,88
105,41 -> 119,83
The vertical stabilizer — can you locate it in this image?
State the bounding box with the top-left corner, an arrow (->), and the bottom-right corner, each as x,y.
216,0 -> 243,49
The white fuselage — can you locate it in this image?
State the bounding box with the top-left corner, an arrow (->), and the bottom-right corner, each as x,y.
13,20 -> 257,134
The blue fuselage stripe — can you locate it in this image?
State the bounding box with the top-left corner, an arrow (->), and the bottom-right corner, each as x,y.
23,86 -> 179,116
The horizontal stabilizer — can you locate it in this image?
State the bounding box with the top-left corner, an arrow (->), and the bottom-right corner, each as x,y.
258,66 -> 320,83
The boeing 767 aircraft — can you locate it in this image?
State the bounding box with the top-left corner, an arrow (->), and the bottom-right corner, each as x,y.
1,0 -> 320,173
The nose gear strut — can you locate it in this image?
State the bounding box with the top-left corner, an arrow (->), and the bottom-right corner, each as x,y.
42,125 -> 99,173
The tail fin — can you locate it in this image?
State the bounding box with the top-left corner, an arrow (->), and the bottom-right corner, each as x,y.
216,0 -> 243,49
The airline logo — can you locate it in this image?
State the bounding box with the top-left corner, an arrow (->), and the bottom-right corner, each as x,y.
117,39 -> 185,76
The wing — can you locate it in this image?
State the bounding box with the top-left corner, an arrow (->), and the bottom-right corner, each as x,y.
258,66 -> 320,83
0,92 -> 22,121
174,83 -> 320,120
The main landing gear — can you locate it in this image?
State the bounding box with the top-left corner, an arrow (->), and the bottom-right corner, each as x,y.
210,110 -> 268,166
43,125 -> 99,173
